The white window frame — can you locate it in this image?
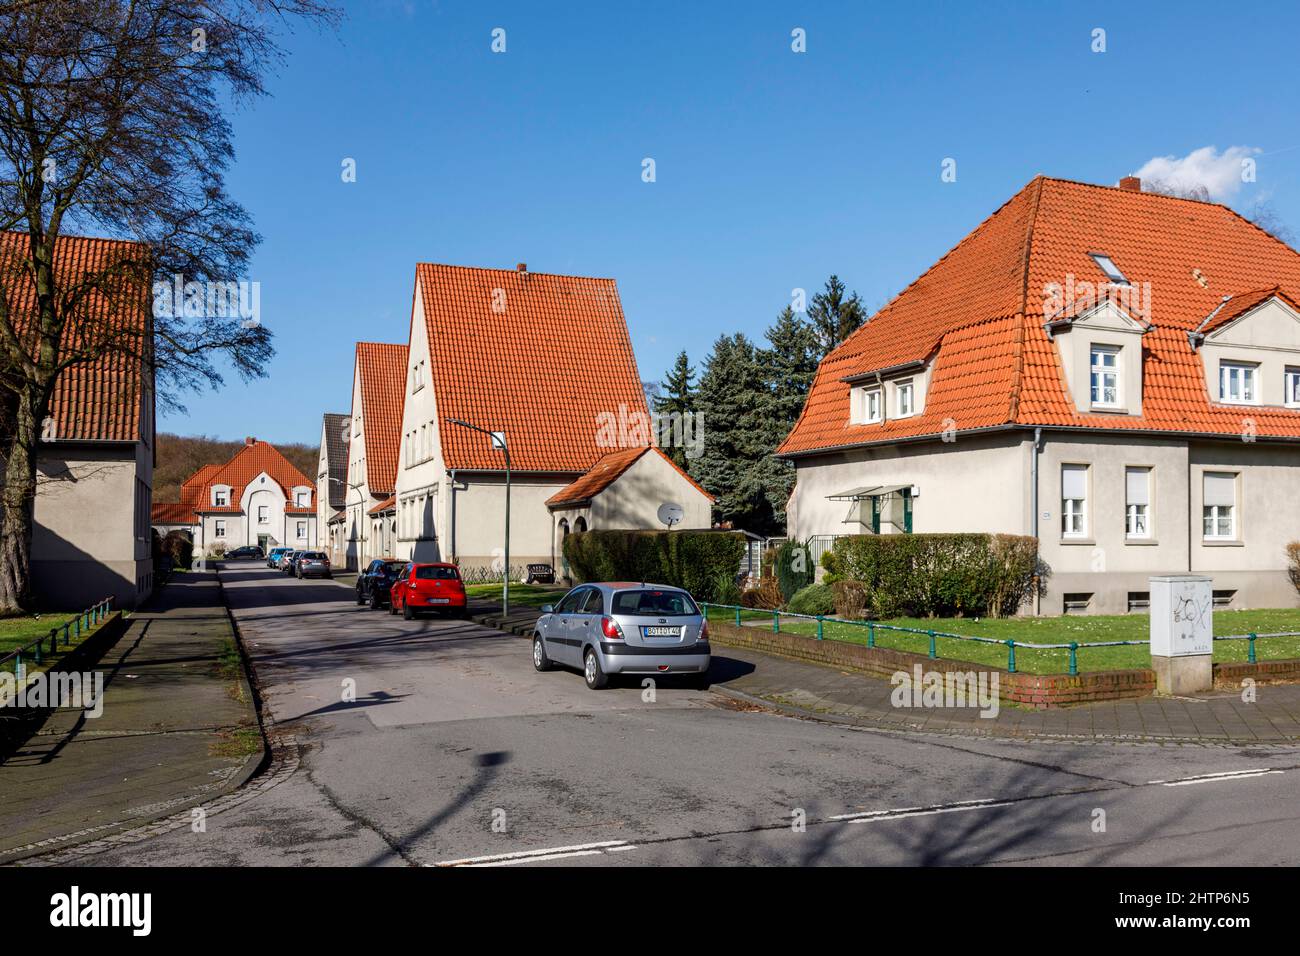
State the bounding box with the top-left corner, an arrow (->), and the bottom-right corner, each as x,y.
1090,345 -> 1121,408
297,521 -> 307,539
1202,471 -> 1238,541
214,489 -> 228,507
214,520 -> 226,537
1219,362 -> 1259,405
1061,464 -> 1088,538
1124,466 -> 1151,539
896,380 -> 915,418
257,505 -> 269,525
852,386 -> 882,424
1285,367 -> 1300,408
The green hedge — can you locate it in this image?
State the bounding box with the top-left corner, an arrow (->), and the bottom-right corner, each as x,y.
822,533 -> 1038,618
772,539 -> 815,602
562,530 -> 747,603
787,582 -> 835,616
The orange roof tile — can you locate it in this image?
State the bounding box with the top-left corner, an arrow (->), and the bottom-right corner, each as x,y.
2,232 -> 150,443
367,495 -> 395,515
780,176 -> 1300,456
151,502 -> 196,525
415,263 -> 648,472
546,445 -> 714,507
192,439 -> 315,513
352,342 -> 407,496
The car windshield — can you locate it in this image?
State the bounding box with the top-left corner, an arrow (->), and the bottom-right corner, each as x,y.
414,566 -> 459,580
382,562 -> 405,575
303,552 -> 325,560
611,589 -> 699,617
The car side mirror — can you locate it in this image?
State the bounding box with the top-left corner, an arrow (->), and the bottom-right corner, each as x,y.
541,605 -> 554,614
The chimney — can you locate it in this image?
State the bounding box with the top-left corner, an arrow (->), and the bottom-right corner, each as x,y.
1119,176 -> 1142,192
245,436 -> 256,446
516,262 -> 527,272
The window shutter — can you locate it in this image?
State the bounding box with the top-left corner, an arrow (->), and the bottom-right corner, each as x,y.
1203,472 -> 1236,507
1061,464 -> 1087,499
1125,467 -> 1150,505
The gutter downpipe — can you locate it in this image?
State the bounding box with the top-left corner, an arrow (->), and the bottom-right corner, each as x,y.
448,469 -> 457,562
1031,427 -> 1042,616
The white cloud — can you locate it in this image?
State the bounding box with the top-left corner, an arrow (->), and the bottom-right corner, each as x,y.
1133,145 -> 1261,201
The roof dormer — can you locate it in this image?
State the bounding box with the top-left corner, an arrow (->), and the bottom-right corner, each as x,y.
1045,290 -> 1151,416
842,359 -> 931,426
1191,288 -> 1300,409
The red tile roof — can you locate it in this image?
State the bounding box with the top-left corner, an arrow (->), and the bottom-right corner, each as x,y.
151,502 -> 196,525
780,176 -> 1300,456
367,495 -> 395,515
415,263 -> 648,472
2,232 -> 151,443
353,342 -> 407,496
546,446 -> 714,508
1194,286 -> 1298,337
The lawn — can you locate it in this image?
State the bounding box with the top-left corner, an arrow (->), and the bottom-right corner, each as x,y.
0,613 -> 78,673
705,605 -> 1300,675
464,583 -> 567,609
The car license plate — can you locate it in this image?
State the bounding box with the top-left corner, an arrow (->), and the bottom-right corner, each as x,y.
429,598 -> 449,604
643,626 -> 678,636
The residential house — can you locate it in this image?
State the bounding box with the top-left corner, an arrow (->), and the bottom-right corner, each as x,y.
11,233 -> 157,610
779,175 -> 1300,615
391,262 -> 711,577
342,342 -> 406,570
316,411 -> 349,559
151,438 -> 316,554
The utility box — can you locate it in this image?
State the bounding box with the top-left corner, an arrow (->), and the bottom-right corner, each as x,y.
1149,575 -> 1213,694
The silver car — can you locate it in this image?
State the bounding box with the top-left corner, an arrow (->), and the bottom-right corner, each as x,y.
532,582 -> 710,690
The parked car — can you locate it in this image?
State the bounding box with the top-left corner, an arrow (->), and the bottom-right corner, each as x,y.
357,558 -> 406,609
226,545 -> 264,560
389,562 -> 467,619
295,551 -> 332,579
267,547 -> 292,568
279,550 -> 303,574
532,583 -> 710,690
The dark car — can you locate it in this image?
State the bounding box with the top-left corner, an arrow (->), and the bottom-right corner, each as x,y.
279,550 -> 303,574
389,562 -> 467,620
295,551 -> 332,579
226,545 -> 264,560
356,558 -> 406,609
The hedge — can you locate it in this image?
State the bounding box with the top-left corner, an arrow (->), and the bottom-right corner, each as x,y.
562,530 -> 747,603
772,539 -> 815,602
787,582 -> 835,616
822,533 -> 1038,618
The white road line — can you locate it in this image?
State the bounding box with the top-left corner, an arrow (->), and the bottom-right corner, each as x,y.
1159,770 -> 1283,788
474,850 -> 607,866
829,798 -> 1012,823
606,845 -> 638,853
435,839 -> 630,867
1147,768 -> 1283,786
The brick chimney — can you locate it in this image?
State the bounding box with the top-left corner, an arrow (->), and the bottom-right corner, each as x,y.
245,436 -> 256,445
516,262 -> 527,272
1119,176 -> 1142,192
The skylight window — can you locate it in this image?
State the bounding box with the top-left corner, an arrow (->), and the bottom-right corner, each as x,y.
1090,253 -> 1129,286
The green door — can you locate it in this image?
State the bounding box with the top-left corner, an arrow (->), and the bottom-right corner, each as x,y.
903,491 -> 913,533
870,496 -> 881,534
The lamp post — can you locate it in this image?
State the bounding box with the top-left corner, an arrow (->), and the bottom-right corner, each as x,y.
448,418 -> 511,614
330,477 -> 367,570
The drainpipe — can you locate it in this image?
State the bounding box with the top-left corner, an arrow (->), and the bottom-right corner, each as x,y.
447,469 -> 458,561
1030,427 -> 1042,616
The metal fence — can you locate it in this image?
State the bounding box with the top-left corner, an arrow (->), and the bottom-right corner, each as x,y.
0,597 -> 115,678
700,602 -> 1300,676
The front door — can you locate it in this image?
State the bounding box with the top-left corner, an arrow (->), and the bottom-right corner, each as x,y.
257,534 -> 270,552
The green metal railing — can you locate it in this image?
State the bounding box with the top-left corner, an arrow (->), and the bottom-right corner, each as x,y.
1,596 -> 115,679
700,603 -> 1299,676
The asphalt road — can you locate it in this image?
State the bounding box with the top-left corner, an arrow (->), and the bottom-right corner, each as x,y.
86,566 -> 1300,867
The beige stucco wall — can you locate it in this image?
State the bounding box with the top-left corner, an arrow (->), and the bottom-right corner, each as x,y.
393,283 -> 447,565
586,451 -> 712,530
33,441 -> 153,610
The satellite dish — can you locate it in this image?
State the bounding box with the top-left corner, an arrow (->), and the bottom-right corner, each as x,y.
657,502 -> 684,529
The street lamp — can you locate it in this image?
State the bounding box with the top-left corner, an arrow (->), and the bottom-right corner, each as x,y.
330,476 -> 367,570
447,418 -> 511,614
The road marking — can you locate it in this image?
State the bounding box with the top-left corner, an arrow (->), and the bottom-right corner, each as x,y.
1149,769 -> 1284,787
829,797 -> 1013,823
435,840 -> 630,867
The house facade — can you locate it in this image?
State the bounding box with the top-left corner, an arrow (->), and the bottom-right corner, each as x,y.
340,342 -> 406,570
151,438 -> 317,555
388,262 -> 709,578
780,175 -> 1300,615
12,234 -> 157,611
316,411 -> 348,556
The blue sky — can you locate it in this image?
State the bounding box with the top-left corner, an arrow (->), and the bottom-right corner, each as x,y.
162,0 -> 1300,443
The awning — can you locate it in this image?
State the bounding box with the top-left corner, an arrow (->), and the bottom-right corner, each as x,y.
827,483 -> 910,501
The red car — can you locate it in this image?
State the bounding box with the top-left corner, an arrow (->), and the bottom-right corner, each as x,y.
389,562 -> 467,619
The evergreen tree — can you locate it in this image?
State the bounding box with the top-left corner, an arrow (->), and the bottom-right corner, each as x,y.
807,274 -> 867,358
653,351 -> 697,469
754,307 -> 820,526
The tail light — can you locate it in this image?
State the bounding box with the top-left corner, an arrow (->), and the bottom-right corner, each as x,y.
601,616 -> 624,640
700,619 -> 710,641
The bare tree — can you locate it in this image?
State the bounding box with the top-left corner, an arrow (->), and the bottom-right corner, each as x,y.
0,0 -> 337,612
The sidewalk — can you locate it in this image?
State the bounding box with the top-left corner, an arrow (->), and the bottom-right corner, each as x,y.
0,571 -> 264,862
469,600 -> 1300,744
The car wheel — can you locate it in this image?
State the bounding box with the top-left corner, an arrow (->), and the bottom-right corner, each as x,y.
388,599 -> 397,616
532,636 -> 552,672
403,601 -> 415,621
368,591 -> 380,610
583,648 -> 608,690
356,588 -> 365,606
